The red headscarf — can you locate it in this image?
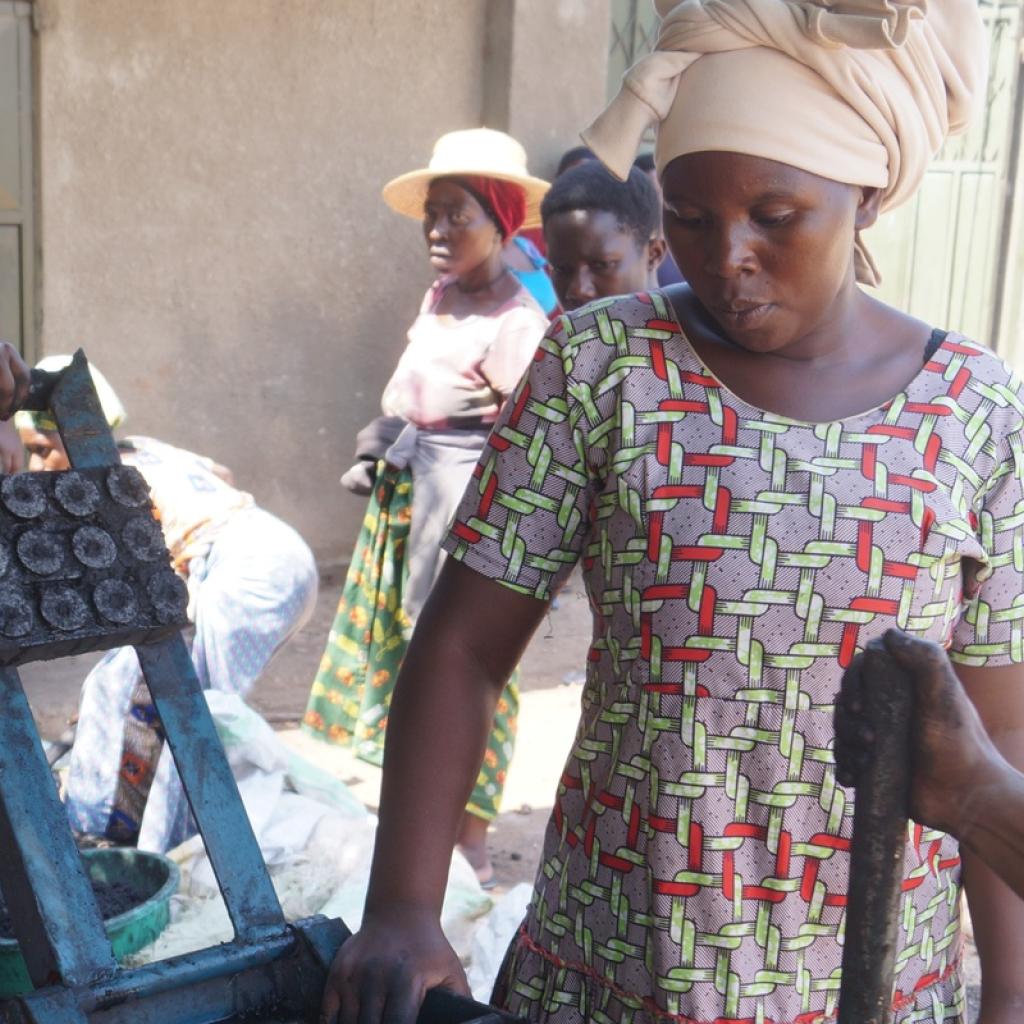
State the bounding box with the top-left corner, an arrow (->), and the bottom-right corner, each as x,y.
457,175 -> 528,239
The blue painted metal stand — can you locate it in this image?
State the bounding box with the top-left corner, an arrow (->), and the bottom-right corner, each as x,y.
0,353 -> 524,1023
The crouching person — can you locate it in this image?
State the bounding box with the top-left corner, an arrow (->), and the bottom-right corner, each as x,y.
16,357 -> 318,852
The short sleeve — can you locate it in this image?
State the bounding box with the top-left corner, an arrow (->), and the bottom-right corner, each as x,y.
442,318 -> 596,600
480,305 -> 550,399
949,425 -> 1024,666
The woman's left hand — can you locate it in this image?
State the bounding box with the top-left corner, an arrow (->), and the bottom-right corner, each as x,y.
0,342 -> 31,421
834,629 -> 1000,837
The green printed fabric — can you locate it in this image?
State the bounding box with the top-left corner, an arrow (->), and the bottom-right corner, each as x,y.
442,292 -> 1024,1023
304,465 -> 517,821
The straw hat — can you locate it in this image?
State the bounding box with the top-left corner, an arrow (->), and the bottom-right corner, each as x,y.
382,128 -> 550,230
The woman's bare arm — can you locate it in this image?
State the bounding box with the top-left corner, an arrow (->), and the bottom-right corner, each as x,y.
955,766 -> 1024,900
320,558 -> 550,1024
954,661 -> 1024,1023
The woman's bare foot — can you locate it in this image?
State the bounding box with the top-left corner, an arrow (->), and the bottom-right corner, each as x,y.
456,811 -> 495,888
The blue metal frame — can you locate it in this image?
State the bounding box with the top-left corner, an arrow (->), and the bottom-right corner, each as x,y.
0,665 -> 115,991
0,352 -> 525,1023
48,354 -> 290,939
0,352 -> 337,1022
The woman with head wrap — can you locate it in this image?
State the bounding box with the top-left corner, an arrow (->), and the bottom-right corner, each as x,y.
320,4 -> 1014,1023
304,129 -> 550,885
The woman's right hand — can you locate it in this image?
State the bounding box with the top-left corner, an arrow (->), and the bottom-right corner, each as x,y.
320,907 -> 470,1024
0,341 -> 30,421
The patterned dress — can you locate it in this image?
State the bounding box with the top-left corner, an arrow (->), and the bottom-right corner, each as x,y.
443,292 -> 1024,1023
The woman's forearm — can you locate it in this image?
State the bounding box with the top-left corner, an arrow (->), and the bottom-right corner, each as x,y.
362,559 -> 548,918
871,637 -> 1024,902
365,622 -> 505,915
959,666 -> 1024,1019
957,769 -> 1024,901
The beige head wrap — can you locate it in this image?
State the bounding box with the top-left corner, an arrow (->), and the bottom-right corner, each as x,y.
582,0 -> 987,285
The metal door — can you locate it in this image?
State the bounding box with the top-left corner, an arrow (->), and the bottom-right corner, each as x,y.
0,0 -> 34,357
607,0 -> 660,102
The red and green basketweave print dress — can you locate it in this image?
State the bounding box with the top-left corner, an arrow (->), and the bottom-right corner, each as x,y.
442,292 -> 1024,1024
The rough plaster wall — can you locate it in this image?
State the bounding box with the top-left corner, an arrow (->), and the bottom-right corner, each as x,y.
506,0 -> 610,179
36,0 -> 489,561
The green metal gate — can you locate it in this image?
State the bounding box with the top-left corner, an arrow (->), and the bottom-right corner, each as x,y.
0,0 -> 34,357
871,0 -> 1024,357
607,0 -> 660,102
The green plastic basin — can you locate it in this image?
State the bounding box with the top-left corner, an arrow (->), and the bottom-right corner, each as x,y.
0,847 -> 180,996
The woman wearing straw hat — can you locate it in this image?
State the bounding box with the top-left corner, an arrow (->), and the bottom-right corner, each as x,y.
304,129 -> 550,886
321,3 -> 1020,1023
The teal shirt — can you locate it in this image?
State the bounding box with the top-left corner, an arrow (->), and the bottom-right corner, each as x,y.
509,236 -> 558,316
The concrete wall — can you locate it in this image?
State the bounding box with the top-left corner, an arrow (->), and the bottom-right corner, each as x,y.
484,0 -> 610,178
32,0 -> 610,563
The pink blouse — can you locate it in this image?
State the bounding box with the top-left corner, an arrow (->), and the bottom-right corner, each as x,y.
381,276 -> 548,429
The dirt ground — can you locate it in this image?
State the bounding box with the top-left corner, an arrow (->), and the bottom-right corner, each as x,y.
20,566 -> 981,1018
276,568 -> 594,895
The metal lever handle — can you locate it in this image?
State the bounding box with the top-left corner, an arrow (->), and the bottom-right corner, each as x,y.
837,639 -> 914,1024
21,366 -> 64,413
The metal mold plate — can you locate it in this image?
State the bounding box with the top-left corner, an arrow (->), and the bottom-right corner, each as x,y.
0,467 -> 187,665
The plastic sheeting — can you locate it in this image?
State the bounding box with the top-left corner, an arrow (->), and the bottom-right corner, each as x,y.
127,693 -> 530,1002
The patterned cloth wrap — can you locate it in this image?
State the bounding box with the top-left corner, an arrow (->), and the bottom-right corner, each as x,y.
443,292 -> 1024,1023
115,436 -> 254,577
304,464 -> 518,821
65,440 -> 318,852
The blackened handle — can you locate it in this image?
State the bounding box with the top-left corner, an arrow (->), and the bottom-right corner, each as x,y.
837,639 -> 914,1024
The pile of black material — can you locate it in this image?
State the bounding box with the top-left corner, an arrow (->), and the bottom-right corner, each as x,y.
0,466 -> 188,666
0,874 -> 142,940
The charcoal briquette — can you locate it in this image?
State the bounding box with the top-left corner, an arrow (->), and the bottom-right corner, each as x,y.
72,526 -> 117,570
93,579 -> 138,624
54,472 -> 101,517
40,586 -> 90,631
122,516 -> 165,562
0,467 -> 187,663
147,569 -> 187,624
16,530 -> 64,575
1,475 -> 46,519
107,466 -> 150,509
0,589 -> 32,637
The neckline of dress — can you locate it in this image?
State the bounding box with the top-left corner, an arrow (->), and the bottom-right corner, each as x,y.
654,293 -> 949,429
430,274 -> 528,322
